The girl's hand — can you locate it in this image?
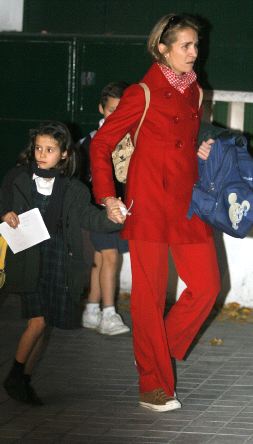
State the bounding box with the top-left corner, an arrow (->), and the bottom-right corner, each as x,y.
1,211 -> 20,228
104,197 -> 126,224
197,138 -> 215,160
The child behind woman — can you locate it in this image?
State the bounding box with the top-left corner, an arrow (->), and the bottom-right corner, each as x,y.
0,121 -> 123,406
79,81 -> 130,335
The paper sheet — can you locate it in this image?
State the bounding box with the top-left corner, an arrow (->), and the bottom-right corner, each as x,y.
0,208 -> 50,254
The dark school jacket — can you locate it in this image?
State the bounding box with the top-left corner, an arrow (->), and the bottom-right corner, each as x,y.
0,166 -> 121,296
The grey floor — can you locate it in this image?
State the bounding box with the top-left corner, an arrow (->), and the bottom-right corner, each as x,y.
1,294 -> 253,444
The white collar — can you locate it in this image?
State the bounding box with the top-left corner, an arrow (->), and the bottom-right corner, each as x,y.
32,174 -> 55,195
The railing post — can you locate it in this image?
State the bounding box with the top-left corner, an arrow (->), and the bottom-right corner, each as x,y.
227,102 -> 245,131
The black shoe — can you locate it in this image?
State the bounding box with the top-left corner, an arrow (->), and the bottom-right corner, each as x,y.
3,373 -> 29,403
25,382 -> 44,406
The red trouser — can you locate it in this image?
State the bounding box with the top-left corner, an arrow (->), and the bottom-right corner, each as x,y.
129,238 -> 220,396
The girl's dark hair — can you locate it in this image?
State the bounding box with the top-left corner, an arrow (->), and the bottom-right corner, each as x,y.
147,13 -> 200,63
18,121 -> 77,177
100,81 -> 129,108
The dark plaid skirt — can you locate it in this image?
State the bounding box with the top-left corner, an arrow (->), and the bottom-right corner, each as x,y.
21,186 -> 80,329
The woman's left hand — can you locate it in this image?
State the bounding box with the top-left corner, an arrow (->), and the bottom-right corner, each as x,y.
197,138 -> 215,160
104,197 -> 126,224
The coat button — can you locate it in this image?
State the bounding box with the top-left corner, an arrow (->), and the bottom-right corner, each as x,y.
192,112 -> 199,119
164,91 -> 172,98
173,115 -> 179,123
175,140 -> 183,149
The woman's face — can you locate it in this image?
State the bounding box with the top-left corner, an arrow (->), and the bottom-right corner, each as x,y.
159,27 -> 198,75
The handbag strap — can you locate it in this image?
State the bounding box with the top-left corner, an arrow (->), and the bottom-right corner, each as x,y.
133,82 -> 150,146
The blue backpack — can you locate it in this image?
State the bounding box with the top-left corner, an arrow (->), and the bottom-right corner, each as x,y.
188,133 -> 253,238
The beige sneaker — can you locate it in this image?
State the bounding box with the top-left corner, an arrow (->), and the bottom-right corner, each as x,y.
139,388 -> 181,412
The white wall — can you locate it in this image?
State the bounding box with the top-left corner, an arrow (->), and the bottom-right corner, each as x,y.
0,0 -> 24,31
219,233 -> 253,306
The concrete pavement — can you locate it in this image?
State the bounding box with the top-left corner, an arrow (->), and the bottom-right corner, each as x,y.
1,294 -> 253,444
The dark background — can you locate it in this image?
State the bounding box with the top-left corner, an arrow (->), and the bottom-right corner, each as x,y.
0,0 -> 252,179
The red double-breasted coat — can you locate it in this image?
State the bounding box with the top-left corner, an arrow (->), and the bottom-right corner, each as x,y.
90,63 -> 211,244
90,64 -> 220,397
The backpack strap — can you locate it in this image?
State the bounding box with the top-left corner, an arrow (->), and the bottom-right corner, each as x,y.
133,82 -> 150,146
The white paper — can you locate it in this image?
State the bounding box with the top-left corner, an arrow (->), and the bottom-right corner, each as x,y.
0,208 -> 50,254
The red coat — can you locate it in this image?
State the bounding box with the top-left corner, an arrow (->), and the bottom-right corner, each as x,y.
90,63 -> 212,244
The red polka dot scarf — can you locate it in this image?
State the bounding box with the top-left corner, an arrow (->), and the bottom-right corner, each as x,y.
158,63 -> 197,94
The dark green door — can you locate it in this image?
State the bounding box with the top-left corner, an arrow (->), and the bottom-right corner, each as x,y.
75,37 -> 149,137
0,35 -> 76,180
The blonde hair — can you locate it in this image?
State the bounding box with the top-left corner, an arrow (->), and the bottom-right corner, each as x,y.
147,14 -> 200,63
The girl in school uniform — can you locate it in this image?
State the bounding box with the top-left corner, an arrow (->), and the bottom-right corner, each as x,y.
0,121 -> 123,405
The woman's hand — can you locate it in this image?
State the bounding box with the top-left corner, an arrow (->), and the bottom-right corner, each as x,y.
104,197 -> 127,224
105,197 -> 127,224
1,211 -> 20,228
197,138 -> 215,160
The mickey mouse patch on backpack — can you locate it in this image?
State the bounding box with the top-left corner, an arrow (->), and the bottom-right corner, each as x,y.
228,192 -> 250,230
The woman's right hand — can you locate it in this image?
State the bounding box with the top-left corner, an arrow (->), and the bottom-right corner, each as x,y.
1,211 -> 20,228
104,197 -> 127,224
197,138 -> 215,160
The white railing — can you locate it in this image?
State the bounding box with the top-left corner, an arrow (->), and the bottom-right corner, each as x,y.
203,90 -> 253,131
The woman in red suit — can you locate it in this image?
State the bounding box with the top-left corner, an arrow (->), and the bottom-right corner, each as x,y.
90,14 -> 220,412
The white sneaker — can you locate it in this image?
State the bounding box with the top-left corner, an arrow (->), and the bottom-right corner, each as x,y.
97,313 -> 130,335
82,308 -> 102,329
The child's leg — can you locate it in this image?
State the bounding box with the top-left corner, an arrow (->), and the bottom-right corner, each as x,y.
24,326 -> 52,375
4,316 -> 46,405
87,251 -> 103,303
16,316 -> 46,364
82,251 -> 103,329
23,326 -> 52,406
100,248 -> 119,306
98,248 -> 129,335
